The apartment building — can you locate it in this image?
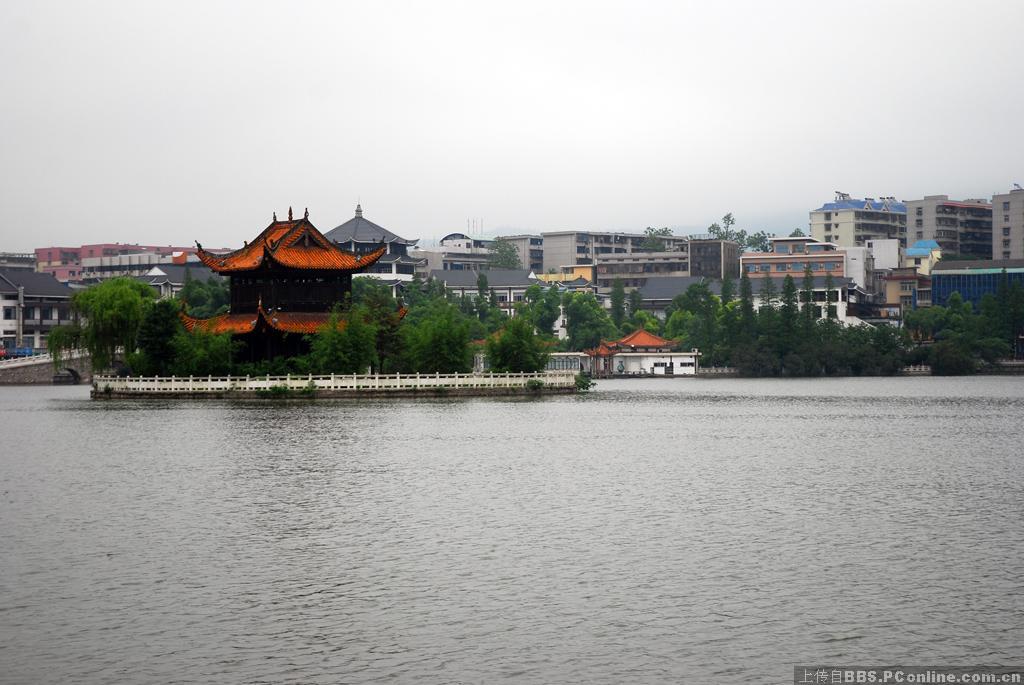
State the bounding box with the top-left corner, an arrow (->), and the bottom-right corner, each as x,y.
595,251 -> 690,291
540,230 -> 688,274
904,195 -> 992,258
878,267 -> 932,320
36,243 -> 199,282
992,185 -> 1024,260
412,233 -> 493,274
0,268 -> 74,352
810,193 -> 907,247
740,237 -> 873,290
494,234 -> 544,273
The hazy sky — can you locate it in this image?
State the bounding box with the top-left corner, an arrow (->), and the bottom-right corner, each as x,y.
2,0 -> 1022,252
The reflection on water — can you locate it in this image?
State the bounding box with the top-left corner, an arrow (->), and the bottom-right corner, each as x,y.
1,377 -> 1023,684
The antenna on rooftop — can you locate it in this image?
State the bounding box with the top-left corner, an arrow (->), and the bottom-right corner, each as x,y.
1014,183 -> 1023,191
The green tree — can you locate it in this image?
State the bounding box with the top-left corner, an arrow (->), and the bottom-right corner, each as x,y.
486,316 -> 550,372
307,305 -> 379,374
745,231 -> 773,253
487,239 -> 522,269
801,265 -> 816,331
562,292 -> 617,351
168,329 -> 237,376
49,277 -> 155,371
178,274 -> 229,318
609,278 -> 626,328
738,272 -> 756,341
789,228 -> 806,237
130,299 -> 182,376
402,300 -> 473,373
640,226 -> 673,251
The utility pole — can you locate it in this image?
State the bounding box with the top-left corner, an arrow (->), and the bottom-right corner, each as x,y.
15,285 -> 24,349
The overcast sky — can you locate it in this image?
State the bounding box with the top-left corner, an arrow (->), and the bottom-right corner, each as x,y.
1,0 -> 1022,252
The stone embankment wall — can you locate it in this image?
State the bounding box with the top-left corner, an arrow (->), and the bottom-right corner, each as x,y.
0,357 -> 93,385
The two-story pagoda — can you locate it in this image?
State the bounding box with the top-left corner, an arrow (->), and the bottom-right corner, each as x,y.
182,208 -> 386,360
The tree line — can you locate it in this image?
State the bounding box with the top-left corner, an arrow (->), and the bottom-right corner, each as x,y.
48,266 -> 1022,379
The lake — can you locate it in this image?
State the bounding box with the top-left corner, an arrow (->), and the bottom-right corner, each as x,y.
1,377 -> 1022,684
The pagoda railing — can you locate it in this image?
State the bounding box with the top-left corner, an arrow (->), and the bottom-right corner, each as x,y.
92,370 -> 577,394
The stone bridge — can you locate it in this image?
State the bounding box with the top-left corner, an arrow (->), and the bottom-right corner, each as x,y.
0,351 -> 93,385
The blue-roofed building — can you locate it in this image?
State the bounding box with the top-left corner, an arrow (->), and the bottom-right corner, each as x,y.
810,192 -> 907,249
902,240 -> 943,275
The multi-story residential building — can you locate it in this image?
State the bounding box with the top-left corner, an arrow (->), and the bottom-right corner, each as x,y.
540,230 -> 689,274
992,185 -> 1024,260
595,250 -> 690,291
79,251 -> 208,281
864,239 -> 902,271
494,234 -> 544,273
0,268 -> 74,352
930,258 -> 1024,309
810,193 -> 907,247
740,237 -> 874,290
35,243 -> 200,282
688,237 -> 741,279
412,233 -> 494,274
546,230 -> 738,294
904,195 -> 992,258
878,267 -> 932,320
323,205 -> 425,282
0,253 -> 35,270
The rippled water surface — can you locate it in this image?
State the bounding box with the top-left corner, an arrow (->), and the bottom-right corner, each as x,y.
2,377 -> 1023,684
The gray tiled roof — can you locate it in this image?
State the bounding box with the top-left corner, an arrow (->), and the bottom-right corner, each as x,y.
0,268 -> 75,297
637,276 -> 722,301
324,211 -> 418,246
141,264 -> 221,285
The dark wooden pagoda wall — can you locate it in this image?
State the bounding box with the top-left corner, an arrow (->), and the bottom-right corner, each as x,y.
230,263 -> 353,313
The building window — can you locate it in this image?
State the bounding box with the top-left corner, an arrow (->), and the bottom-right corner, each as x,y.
1003,202 -> 1011,211
900,282 -> 913,292
1005,228 -> 1012,236
759,264 -> 770,272
774,264 -> 788,271
824,262 -> 837,271
2,307 -> 13,320
1004,251 -> 1012,259
24,307 -> 35,320
915,207 -> 922,216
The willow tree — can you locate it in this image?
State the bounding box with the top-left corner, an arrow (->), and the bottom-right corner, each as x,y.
49,277 -> 155,371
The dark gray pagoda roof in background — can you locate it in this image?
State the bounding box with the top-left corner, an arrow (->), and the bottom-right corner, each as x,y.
323,205 -> 418,247
0,267 -> 74,297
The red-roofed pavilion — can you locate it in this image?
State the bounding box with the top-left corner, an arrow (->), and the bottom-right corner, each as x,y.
184,208 -> 386,360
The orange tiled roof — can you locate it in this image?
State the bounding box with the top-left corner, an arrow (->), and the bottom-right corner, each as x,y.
180,308 -> 347,336
180,311 -> 259,335
612,329 -> 675,349
585,342 -> 616,357
195,214 -> 387,273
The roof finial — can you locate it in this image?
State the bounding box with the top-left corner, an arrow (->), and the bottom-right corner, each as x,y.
273,211 -> 277,221
355,203 -> 363,218
304,207 -> 309,219
288,206 -> 293,221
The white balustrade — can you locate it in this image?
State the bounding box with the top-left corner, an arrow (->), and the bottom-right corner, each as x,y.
93,370 -> 578,394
